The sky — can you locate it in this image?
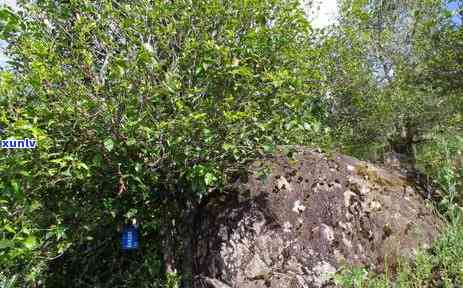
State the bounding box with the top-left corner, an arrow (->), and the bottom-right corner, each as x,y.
1,0 -> 16,6
448,1 -> 462,25
304,0 -> 339,29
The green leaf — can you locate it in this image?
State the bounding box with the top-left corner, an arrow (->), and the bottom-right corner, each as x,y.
55,225 -> 66,240
4,224 -> 15,234
23,236 -> 37,250
262,144 -> 275,153
104,138 -> 114,152
11,181 -> 22,199
204,172 -> 217,186
0,239 -> 15,249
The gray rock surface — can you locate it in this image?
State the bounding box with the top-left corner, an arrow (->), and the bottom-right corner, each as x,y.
192,148 -> 443,288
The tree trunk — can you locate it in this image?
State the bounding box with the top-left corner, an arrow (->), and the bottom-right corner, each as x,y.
181,206 -> 195,288
162,221 -> 176,275
388,121 -> 418,170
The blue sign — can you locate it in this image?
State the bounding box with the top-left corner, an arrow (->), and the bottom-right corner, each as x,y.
121,225 -> 139,250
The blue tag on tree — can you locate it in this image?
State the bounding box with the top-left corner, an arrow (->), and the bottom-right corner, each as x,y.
121,225 -> 139,250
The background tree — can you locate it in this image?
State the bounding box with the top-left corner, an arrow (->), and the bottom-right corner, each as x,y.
325,0 -> 462,167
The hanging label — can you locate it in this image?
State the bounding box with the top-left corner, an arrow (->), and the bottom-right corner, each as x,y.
121,225 -> 139,250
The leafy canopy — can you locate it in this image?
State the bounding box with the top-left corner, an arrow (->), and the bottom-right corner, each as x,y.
0,0 -> 330,285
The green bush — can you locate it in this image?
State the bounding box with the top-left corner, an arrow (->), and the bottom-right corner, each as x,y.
0,0 -> 330,286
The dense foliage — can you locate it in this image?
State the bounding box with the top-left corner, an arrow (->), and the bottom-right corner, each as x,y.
0,0 -> 462,287
0,0 -> 331,286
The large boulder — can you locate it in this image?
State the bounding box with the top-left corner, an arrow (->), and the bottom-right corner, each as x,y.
192,148 -> 444,288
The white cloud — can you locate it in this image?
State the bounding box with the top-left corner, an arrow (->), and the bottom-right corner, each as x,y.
0,40 -> 7,67
0,0 -> 17,7
301,0 -> 339,29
